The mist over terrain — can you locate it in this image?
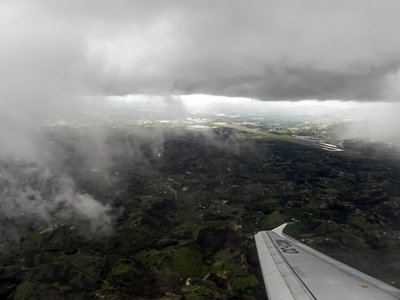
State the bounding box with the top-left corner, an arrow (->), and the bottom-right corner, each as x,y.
1,96 -> 398,251
2,92 -> 398,246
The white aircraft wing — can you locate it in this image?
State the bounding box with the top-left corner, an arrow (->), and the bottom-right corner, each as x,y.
255,223 -> 400,300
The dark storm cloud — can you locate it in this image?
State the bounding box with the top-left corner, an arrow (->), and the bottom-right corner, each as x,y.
2,0 -> 400,104
175,61 -> 400,100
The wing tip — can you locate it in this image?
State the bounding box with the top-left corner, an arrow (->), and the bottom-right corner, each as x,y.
271,223 -> 288,237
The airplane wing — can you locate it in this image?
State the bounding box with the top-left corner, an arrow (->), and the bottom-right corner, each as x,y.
255,223 -> 400,300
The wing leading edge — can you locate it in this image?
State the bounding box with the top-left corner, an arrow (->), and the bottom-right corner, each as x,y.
255,224 -> 400,300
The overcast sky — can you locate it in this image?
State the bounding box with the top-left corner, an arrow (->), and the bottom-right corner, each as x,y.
1,0 -> 400,106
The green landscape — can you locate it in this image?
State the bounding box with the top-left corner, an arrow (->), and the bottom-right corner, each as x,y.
0,123 -> 399,299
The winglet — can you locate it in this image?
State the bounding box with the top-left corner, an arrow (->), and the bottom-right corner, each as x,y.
271,223 -> 287,238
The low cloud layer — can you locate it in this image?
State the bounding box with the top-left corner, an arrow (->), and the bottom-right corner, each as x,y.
0,162 -> 114,251
0,165 -> 113,233
0,123 -> 171,249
